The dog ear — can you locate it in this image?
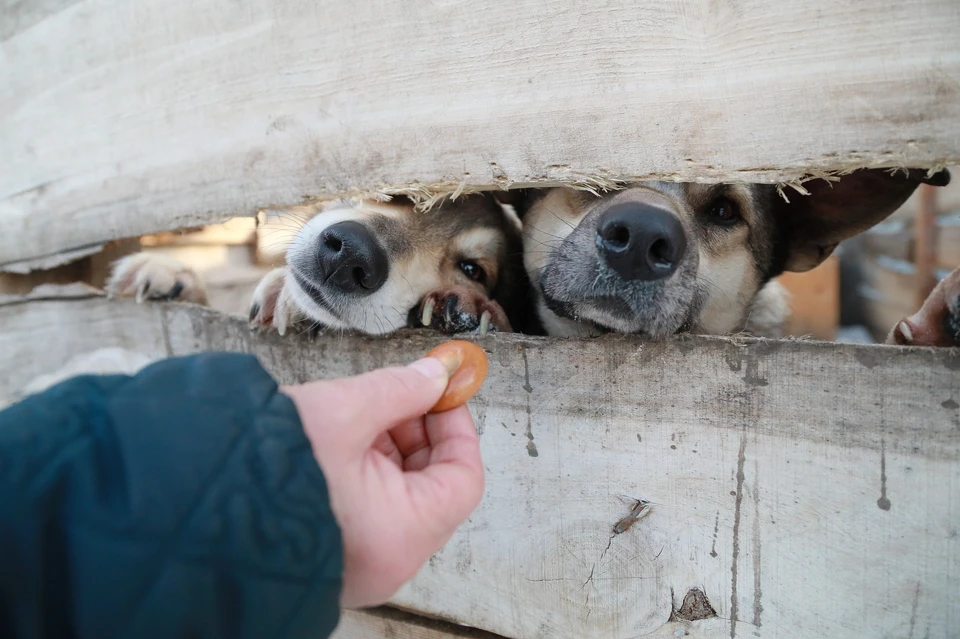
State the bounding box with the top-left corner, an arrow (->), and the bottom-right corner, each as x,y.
777,168 -> 950,272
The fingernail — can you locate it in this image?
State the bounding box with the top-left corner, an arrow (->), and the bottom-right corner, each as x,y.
407,356 -> 451,380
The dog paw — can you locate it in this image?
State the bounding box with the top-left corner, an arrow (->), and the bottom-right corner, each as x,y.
105,253 -> 206,304
415,287 -> 512,335
248,268 -> 303,336
887,267 -> 960,347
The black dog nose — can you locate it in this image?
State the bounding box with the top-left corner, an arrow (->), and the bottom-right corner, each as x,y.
317,221 -> 389,294
596,203 -> 687,281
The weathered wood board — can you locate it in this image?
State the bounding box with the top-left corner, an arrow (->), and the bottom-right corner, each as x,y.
2,293 -> 958,638
331,606 -> 721,638
3,0 -> 960,268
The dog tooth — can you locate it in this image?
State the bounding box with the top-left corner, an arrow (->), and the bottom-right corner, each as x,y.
479,310 -> 491,336
421,298 -> 435,327
898,320 -> 913,343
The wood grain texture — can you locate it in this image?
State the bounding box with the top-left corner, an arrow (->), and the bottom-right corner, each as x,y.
3,0 -> 960,267
1,295 -> 959,638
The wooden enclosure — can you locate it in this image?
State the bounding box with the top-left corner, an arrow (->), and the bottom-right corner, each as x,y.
3,0 -> 960,637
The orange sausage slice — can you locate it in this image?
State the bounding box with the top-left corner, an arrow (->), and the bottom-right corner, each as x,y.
425,340 -> 489,413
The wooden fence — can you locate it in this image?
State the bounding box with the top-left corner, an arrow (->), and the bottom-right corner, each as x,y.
1,291 -> 958,638
2,0 -> 960,637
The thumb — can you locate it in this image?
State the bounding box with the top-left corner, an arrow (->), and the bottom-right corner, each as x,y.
284,357 -> 451,455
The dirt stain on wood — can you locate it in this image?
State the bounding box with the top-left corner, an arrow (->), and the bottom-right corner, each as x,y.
730,436 -> 747,639
878,437 -> 892,511
519,344 -> 538,457
752,463 -> 763,627
710,510 -> 720,558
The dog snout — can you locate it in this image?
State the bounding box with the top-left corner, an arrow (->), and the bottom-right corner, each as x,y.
595,203 -> 687,281
317,221 -> 389,294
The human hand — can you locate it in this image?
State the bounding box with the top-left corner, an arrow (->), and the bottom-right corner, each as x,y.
281,356 -> 484,608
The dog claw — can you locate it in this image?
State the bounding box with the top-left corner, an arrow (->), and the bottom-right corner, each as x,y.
135,281 -> 149,304
421,298 -> 435,327
898,320 -> 913,343
479,310 -> 491,336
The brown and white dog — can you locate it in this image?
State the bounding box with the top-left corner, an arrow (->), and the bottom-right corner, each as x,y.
106,194 -> 529,336
519,169 -> 952,340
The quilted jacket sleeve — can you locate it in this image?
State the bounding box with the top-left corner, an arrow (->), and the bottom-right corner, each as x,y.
0,353 -> 343,639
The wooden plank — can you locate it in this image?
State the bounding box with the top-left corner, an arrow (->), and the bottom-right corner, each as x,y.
2,295 -> 958,638
331,607 -> 725,639
3,1 -> 960,267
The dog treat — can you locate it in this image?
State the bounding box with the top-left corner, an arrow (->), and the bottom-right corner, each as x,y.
425,340 -> 488,413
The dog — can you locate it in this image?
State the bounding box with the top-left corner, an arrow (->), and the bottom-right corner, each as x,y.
106,194 -> 529,336
519,168 -> 952,339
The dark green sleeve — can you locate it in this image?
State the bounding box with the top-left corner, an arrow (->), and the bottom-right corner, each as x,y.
0,353 -> 342,639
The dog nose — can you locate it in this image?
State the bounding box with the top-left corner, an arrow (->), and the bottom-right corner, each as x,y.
596,203 -> 687,281
317,221 -> 389,294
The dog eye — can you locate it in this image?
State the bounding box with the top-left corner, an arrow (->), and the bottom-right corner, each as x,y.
457,260 -> 487,284
705,198 -> 741,225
